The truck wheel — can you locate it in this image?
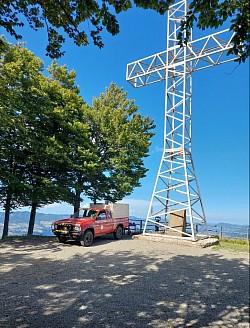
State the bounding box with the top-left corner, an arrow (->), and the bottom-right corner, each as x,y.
81,230 -> 94,247
114,226 -> 123,240
57,236 -> 67,243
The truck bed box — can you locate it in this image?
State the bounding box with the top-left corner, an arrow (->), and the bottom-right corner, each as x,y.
90,203 -> 129,219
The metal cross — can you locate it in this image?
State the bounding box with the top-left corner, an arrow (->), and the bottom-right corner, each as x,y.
126,0 -> 236,240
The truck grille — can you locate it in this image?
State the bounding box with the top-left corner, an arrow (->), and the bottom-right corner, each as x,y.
57,224 -> 73,232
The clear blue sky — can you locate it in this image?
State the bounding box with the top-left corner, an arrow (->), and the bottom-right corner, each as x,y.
1,6 -> 249,225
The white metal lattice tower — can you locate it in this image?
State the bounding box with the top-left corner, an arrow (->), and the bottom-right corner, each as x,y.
126,0 -> 236,240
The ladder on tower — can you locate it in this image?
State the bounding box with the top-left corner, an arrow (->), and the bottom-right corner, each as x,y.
126,0 -> 237,241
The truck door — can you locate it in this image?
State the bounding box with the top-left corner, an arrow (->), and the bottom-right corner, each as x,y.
95,210 -> 109,236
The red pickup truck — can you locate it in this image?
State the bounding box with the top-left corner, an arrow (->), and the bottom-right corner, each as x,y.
52,203 -> 129,246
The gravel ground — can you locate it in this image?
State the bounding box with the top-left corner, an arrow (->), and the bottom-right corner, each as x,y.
0,235 -> 249,328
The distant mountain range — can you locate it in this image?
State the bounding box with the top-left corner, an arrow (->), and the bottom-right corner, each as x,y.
0,211 -> 66,237
216,222 -> 249,227
0,211 -> 249,239
0,211 -> 70,222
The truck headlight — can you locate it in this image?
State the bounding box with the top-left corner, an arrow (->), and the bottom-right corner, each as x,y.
73,226 -> 80,232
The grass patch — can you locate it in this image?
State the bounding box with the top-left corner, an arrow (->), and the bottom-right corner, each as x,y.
213,238 -> 250,253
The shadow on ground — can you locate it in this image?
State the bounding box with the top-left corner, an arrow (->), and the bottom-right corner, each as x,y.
0,236 -> 249,327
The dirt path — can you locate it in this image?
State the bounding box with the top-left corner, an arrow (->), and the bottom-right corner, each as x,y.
0,236 -> 249,327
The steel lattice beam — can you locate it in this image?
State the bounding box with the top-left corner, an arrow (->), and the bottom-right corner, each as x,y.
127,29 -> 235,88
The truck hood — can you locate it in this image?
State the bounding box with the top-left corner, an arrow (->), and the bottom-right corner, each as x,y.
54,217 -> 94,225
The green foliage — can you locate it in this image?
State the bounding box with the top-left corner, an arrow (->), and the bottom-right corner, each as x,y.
0,41 -> 44,210
0,0 -> 173,58
47,62 -> 99,212
0,44 -> 70,209
0,40 -> 155,235
0,1 -> 248,62
0,40 -> 97,235
180,0 -> 250,63
86,83 -> 155,202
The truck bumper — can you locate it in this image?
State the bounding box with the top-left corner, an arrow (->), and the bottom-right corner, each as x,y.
52,230 -> 81,241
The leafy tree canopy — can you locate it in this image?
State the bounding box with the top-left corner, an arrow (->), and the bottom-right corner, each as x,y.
181,0 -> 250,63
85,83 -> 155,203
0,40 -> 97,235
0,40 -> 155,235
0,41 -> 45,212
0,1 -> 248,62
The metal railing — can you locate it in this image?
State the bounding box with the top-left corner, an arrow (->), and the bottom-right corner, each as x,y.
129,219 -> 250,241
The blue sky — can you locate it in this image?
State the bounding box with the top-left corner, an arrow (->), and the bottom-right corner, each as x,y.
1,6 -> 249,225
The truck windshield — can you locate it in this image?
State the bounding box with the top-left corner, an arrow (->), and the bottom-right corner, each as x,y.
73,209 -> 98,218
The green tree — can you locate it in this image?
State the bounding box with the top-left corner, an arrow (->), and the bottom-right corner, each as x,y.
21,60 -> 98,235
84,83 -> 155,203
0,40 -> 46,237
179,0 -> 250,63
0,112 -> 29,238
0,1 -> 248,61
0,41 -> 96,236
45,61 -> 98,214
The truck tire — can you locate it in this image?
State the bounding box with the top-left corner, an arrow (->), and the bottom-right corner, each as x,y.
80,230 -> 94,247
114,226 -> 123,240
57,236 -> 67,244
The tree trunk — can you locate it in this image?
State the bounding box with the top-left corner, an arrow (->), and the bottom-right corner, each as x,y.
73,175 -> 83,213
27,203 -> 37,236
1,194 -> 12,239
73,188 -> 81,213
